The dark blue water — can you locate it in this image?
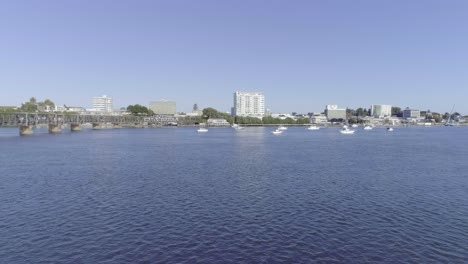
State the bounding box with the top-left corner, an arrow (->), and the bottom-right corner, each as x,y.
1,127 -> 467,263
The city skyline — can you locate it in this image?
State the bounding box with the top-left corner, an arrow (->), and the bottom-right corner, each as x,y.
1,1 -> 468,113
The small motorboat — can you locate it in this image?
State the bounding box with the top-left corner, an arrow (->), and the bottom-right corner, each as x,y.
363,125 -> 373,130
307,125 -> 320,130
232,124 -> 244,130
197,127 -> 208,133
387,127 -> 394,132
340,127 -> 355,134
351,124 -> 358,128
271,129 -> 284,135
277,126 -> 288,131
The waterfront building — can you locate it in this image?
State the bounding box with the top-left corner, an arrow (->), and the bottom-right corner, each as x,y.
207,118 -> 230,127
233,91 -> 265,118
149,100 -> 176,115
403,107 -> 420,119
54,105 -> 67,112
310,113 -> 328,124
66,106 -> 86,113
271,113 -> 294,120
93,95 -> 113,112
371,104 -> 392,117
325,105 -> 346,120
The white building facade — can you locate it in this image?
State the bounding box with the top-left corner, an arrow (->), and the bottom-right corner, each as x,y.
403,107 -> 420,119
93,95 -> 113,112
233,91 -> 265,118
371,104 -> 392,117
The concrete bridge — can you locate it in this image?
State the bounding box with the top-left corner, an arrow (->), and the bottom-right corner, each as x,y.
0,113 -> 146,135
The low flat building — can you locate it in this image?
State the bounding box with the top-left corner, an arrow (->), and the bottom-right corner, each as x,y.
403,107 -> 420,119
310,113 -> 328,124
271,113 -> 294,120
66,106 -> 86,112
207,118 -> 230,127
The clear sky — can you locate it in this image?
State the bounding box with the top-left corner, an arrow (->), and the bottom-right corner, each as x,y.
1,0 -> 467,114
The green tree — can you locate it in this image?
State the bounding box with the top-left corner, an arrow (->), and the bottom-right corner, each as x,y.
262,116 -> 282,124
127,104 -> 152,115
356,108 -> 368,117
296,118 -> 310,124
348,117 -> 358,124
236,116 -> 262,124
44,99 -> 55,108
443,112 -> 450,120
202,107 -> 222,119
202,107 -> 234,124
284,117 -> 295,124
391,107 -> 402,117
21,97 -> 38,112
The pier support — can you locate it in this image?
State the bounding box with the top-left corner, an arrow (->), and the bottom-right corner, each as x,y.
70,123 -> 82,132
19,125 -> 34,136
48,124 -> 62,134
92,123 -> 113,130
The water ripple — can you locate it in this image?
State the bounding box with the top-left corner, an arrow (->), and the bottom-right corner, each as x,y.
0,127 -> 467,263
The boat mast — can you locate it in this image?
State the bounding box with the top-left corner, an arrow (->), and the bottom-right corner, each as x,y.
446,104 -> 455,125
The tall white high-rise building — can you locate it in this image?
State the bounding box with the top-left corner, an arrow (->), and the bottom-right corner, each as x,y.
233,91 -> 265,118
93,95 -> 113,112
371,104 -> 392,117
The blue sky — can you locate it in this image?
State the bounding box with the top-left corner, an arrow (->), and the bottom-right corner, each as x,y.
1,0 -> 467,114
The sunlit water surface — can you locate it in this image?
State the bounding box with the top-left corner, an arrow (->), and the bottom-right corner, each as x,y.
1,127 -> 467,263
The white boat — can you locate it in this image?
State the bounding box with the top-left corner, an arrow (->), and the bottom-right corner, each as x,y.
307,125 -> 320,130
197,127 -> 208,133
277,126 -> 288,131
271,129 -> 284,135
232,124 -> 244,130
445,104 -> 456,126
351,124 -> 358,128
386,127 -> 394,132
340,127 -> 355,134
363,125 -> 373,130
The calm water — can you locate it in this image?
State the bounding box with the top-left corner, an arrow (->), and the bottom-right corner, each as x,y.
0,126 -> 467,263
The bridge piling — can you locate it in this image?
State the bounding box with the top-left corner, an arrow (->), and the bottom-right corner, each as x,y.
48,124 -> 62,133
19,125 -> 34,136
70,123 -> 82,132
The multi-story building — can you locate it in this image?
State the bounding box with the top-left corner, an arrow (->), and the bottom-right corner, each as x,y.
93,95 -> 113,112
233,91 -> 265,118
149,100 -> 176,115
403,107 -> 420,119
325,105 -> 346,120
310,113 -> 328,124
371,104 -> 392,117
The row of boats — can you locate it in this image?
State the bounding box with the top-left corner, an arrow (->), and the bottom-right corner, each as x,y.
198,124 -> 394,134
273,124 -> 394,135
197,124 -> 245,133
